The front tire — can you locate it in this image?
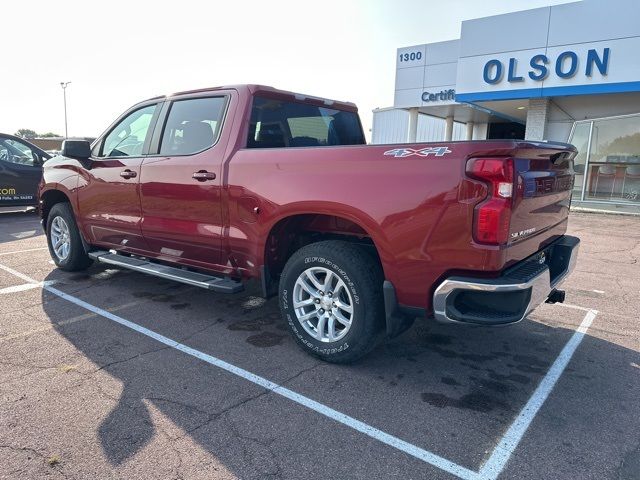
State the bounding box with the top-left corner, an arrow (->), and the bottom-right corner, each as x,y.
46,202 -> 93,272
279,240 -> 384,363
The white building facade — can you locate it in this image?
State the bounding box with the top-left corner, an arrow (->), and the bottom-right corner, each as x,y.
372,0 -> 640,212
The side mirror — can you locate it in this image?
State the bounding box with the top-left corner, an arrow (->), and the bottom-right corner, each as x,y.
61,139 -> 91,159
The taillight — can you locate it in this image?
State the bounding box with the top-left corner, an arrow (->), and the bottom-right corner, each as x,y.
466,157 -> 514,245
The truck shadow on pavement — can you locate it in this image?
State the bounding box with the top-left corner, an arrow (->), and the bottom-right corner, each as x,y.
39,265 -> 640,479
0,211 -> 42,244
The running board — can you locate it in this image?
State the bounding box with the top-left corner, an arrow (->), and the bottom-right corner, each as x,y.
88,251 -> 243,293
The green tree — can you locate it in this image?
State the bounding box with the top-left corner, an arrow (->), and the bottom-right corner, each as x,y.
600,132 -> 640,156
40,132 -> 62,138
15,128 -> 37,139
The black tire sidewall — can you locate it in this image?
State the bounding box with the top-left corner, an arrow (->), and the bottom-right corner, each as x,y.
280,243 -> 382,361
46,203 -> 90,271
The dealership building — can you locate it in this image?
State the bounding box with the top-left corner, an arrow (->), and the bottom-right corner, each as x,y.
372,0 -> 640,212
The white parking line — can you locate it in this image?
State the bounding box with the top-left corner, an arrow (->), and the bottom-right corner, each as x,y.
0,247 -> 48,256
10,231 -> 38,240
0,262 -> 478,479
0,280 -> 56,294
0,261 -> 598,480
0,300 -> 146,343
478,308 -> 598,480
556,302 -> 593,312
0,263 -> 38,283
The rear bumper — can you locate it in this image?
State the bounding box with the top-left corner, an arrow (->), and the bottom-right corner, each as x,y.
432,235 -> 580,325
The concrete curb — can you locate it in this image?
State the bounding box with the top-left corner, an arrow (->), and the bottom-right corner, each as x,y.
571,206 -> 640,217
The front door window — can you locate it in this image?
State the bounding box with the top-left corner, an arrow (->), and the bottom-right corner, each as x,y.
101,105 -> 157,157
0,138 -> 38,166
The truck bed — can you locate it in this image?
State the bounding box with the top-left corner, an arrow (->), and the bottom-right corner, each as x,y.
227,139 -> 577,311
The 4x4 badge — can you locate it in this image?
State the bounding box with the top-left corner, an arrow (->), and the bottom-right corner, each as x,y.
384,147 -> 452,158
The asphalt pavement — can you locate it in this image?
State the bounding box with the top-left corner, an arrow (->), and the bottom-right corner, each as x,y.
0,210 -> 638,480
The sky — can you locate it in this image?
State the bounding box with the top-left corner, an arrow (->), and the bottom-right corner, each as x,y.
1,0 -> 577,140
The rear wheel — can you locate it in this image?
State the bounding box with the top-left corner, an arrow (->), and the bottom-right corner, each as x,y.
279,240 -> 384,363
46,202 -> 93,271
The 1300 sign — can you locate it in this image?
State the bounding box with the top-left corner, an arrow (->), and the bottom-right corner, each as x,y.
399,51 -> 422,62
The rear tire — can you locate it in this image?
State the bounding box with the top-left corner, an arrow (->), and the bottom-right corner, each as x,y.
279,240 -> 384,363
46,202 -> 93,272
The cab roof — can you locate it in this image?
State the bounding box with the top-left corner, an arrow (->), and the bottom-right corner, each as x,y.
144,84 -> 359,113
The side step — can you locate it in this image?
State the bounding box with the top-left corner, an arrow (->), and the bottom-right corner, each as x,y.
88,250 -> 244,294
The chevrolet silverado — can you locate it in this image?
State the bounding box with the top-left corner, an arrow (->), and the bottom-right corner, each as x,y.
39,85 -> 579,363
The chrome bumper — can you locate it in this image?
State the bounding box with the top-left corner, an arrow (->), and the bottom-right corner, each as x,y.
432,236 -> 580,325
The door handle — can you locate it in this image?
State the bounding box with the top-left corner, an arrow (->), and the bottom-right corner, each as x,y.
192,170 -> 216,181
120,169 -> 137,179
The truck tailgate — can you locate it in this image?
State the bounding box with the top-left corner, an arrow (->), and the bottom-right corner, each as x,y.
509,143 -> 577,245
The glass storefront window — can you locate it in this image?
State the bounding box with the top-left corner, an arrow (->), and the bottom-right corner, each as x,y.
569,113 -> 640,205
570,122 -> 591,199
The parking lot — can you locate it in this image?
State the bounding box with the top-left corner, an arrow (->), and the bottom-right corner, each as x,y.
0,210 -> 638,480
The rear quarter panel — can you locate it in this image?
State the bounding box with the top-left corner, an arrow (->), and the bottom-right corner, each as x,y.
227,141 -> 514,310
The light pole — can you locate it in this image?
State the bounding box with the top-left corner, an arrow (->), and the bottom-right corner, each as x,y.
60,82 -> 71,138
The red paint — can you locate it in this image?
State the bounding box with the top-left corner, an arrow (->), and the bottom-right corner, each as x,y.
39,85 -> 577,313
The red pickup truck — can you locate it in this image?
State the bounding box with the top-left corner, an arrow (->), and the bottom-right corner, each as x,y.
39,84 -> 579,363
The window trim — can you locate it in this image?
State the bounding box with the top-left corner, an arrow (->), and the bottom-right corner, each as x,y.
571,111 -> 640,125
92,101 -> 162,159
148,94 -> 230,158
569,111 -> 640,206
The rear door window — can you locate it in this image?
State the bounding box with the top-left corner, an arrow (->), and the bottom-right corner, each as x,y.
159,96 -> 227,156
247,96 -> 365,148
